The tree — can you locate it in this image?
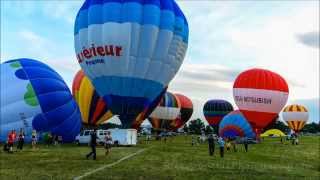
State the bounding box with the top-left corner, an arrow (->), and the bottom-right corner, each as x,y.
98,123 -> 122,129
188,118 -> 205,134
301,122 -> 320,133
183,124 -> 189,133
204,125 -> 214,135
265,120 -> 290,133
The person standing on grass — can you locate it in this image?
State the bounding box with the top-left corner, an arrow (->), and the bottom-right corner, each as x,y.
207,134 -> 215,156
231,139 -> 237,152
86,129 -> 99,160
17,129 -> 25,151
218,137 -> 225,158
243,137 -> 249,152
7,130 -> 15,153
31,130 -> 37,150
191,135 -> 196,146
58,135 -> 63,145
104,131 -> 112,156
54,135 -> 58,146
226,138 -> 231,152
291,134 -> 296,145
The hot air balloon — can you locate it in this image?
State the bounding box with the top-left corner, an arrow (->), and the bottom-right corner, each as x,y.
173,93 -> 193,130
72,70 -> 113,126
219,110 -> 255,139
149,92 -> 193,131
0,58 -> 82,142
203,100 -> 234,127
131,87 -> 167,129
282,104 -> 308,133
233,68 -> 289,135
74,0 -> 189,128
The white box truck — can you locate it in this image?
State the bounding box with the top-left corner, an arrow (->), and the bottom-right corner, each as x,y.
109,128 -> 137,146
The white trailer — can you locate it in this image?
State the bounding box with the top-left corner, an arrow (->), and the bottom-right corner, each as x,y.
109,128 -> 137,146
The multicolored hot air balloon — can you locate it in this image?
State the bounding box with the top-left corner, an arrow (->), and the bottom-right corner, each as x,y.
74,0 -> 189,128
72,70 -> 113,126
174,93 -> 193,129
233,68 -> 289,134
149,92 -> 193,131
282,104 -> 308,133
219,110 -> 255,139
203,100 -> 234,127
0,59 -> 82,142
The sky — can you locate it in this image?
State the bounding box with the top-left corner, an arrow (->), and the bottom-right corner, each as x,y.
1,0 -> 319,125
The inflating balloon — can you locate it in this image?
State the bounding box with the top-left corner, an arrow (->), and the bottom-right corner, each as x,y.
72,70 -> 113,126
282,104 -> 308,133
203,100 -> 234,127
219,110 -> 255,139
74,0 -> 189,128
233,68 -> 289,133
0,59 -> 82,142
149,92 -> 193,131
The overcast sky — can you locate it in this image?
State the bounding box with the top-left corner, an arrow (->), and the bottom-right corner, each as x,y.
1,0 -> 319,125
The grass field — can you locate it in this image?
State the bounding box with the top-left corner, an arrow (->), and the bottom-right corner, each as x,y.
1,136 -> 319,180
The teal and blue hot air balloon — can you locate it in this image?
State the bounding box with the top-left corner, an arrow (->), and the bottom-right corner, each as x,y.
0,58 -> 82,142
74,0 -> 189,128
219,110 -> 255,139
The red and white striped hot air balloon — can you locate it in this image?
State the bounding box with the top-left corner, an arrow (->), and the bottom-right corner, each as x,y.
233,68 -> 289,135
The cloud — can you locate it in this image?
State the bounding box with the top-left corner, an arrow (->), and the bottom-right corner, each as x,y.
42,2 -> 82,24
227,5 -> 319,100
297,31 -> 320,48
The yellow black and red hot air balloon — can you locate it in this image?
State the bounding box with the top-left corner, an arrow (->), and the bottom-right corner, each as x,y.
72,70 -> 113,126
282,104 -> 308,133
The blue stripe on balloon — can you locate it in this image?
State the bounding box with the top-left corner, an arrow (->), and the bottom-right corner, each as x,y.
160,10 -> 175,31
30,79 -> 69,95
74,0 -> 188,40
88,4 -> 103,24
37,91 -> 72,113
92,76 -> 164,100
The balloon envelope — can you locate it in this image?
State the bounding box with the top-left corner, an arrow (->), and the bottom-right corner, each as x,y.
219,110 -> 255,139
233,68 -> 289,130
203,100 -> 234,127
74,0 -> 189,128
149,92 -> 193,131
1,59 -> 82,142
72,70 -> 113,126
282,104 -> 308,132
174,93 -> 193,130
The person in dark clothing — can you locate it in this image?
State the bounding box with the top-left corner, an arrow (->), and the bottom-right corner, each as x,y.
207,134 -> 215,156
243,137 -> 248,152
86,129 -> 98,160
17,129 -> 25,151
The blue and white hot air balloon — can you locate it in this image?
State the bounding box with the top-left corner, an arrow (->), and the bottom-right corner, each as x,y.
0,58 -> 82,142
74,0 -> 189,128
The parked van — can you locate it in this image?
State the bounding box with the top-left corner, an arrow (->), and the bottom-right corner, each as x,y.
75,129 -> 137,146
75,129 -> 107,145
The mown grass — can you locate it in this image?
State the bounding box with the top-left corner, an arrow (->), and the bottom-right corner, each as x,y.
0,136 -> 319,180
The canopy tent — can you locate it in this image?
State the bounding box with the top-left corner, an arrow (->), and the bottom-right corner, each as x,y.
261,129 -> 286,137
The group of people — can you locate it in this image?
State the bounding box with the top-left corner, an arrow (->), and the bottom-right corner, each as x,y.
207,134 -> 249,158
44,133 -> 63,147
86,129 -> 113,160
3,129 -> 65,153
290,133 -> 299,145
4,129 -> 29,153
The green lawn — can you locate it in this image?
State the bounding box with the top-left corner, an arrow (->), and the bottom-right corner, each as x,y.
1,136 -> 319,180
